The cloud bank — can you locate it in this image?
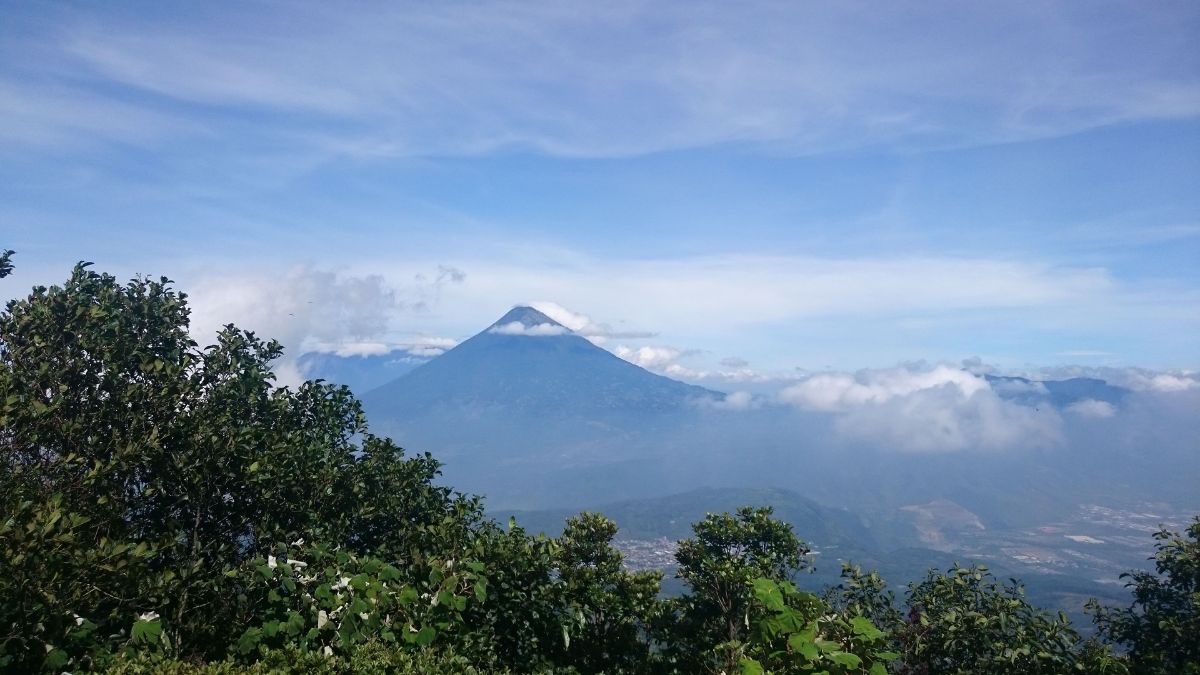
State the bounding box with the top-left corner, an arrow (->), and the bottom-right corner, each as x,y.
615,345 -> 686,369
778,365 -> 1063,453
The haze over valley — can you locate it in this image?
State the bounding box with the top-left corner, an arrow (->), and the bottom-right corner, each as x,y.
303,303 -> 1200,624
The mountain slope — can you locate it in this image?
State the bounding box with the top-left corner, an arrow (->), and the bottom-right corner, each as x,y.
358,307 -> 724,507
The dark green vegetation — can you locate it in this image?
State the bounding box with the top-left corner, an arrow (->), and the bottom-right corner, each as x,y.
1089,519 -> 1200,674
1,260 -> 1196,673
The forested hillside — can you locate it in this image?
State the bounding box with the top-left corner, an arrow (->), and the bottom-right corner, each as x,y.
2,260 -> 1197,673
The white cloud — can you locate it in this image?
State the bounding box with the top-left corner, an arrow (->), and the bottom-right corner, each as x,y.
303,335 -> 458,358
778,365 -> 988,413
614,345 -> 683,369
1066,399 -> 1117,418
778,365 -> 1062,452
530,301 -> 656,339
187,264 -> 396,347
611,344 -> 762,384
836,384 -> 1062,454
663,363 -> 701,379
654,361 -> 793,388
310,341 -> 393,357
1142,374 -> 1199,392
711,391 -> 756,411
406,345 -> 451,357
529,301 -> 592,332
182,262 -> 462,385
987,378 -> 1049,397
489,321 -> 568,336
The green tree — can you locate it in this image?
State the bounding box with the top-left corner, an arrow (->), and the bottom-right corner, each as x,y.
661,506 -> 810,674
455,513 -> 662,674
902,564 -> 1119,674
0,264 -> 484,669
0,249 -> 13,279
1090,517 -> 1200,675
457,520 -> 566,670
555,512 -> 661,674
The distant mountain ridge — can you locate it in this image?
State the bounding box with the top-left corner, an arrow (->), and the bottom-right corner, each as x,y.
500,486 -> 878,548
985,374 -> 1128,407
296,351 -> 426,394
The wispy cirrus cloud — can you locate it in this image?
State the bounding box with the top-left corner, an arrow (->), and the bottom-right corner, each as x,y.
435,253 -> 1122,334
4,2 -> 1197,158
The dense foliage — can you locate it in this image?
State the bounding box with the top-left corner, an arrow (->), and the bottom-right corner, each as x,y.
0,260 -> 1195,673
1090,517 -> 1200,674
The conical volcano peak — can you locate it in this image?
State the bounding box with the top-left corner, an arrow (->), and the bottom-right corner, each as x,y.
493,305 -> 562,327
488,306 -> 569,334
365,302 -> 721,422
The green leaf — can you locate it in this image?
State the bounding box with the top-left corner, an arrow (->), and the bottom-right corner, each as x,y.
131,618 -> 162,645
44,649 -> 69,669
829,651 -> 862,668
789,634 -> 819,660
739,658 -> 765,675
850,615 -> 885,640
753,577 -> 786,611
414,625 -> 436,646
237,628 -> 262,655
398,587 -> 418,606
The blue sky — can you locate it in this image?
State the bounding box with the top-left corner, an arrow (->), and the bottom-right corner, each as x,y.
2,1 -> 1198,382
